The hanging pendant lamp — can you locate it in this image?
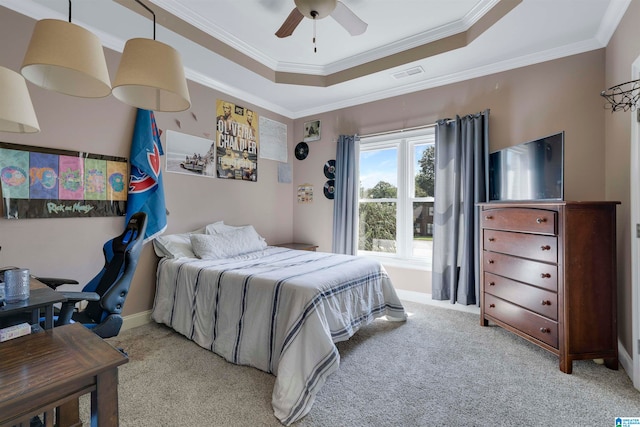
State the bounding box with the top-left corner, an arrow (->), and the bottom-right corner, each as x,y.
112,0 -> 191,112
20,1 -> 111,98
0,66 -> 40,133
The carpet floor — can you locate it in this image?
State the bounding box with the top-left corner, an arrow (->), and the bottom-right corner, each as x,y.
79,300 -> 640,426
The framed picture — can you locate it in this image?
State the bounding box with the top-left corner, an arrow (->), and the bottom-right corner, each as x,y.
165,130 -> 216,178
0,141 -> 128,219
303,120 -> 321,142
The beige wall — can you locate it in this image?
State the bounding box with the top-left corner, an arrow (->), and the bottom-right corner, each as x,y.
0,8 -> 294,316
293,50 -> 607,297
2,5 -> 634,358
602,0 -> 640,359
294,50 -> 608,251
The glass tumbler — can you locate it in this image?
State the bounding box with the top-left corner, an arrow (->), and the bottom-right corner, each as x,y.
5,268 -> 30,303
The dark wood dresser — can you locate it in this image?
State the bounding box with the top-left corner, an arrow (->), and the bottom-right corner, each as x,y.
478,201 -> 619,374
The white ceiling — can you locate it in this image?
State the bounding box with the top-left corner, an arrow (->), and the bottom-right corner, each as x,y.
2,0 -> 631,119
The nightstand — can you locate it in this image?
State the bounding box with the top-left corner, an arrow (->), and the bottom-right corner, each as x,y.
273,242 -> 318,252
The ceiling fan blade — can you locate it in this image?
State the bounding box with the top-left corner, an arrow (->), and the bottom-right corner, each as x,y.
275,8 -> 304,38
330,1 -> 367,36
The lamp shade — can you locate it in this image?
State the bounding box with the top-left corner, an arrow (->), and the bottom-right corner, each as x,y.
112,38 -> 191,112
0,66 -> 40,133
21,19 -> 111,98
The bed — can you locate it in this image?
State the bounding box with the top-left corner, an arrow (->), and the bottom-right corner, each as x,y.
150,223 -> 407,425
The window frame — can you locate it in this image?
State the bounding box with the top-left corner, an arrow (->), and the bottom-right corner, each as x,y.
358,127 -> 435,268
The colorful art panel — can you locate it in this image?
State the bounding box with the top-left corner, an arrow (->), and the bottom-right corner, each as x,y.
0,142 -> 127,219
29,152 -> 59,200
84,158 -> 107,201
58,155 -> 84,200
0,148 -> 29,199
107,160 -> 128,201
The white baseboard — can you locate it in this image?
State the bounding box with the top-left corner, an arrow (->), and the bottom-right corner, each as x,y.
619,341 -> 633,380
121,310 -> 152,332
395,289 -> 480,314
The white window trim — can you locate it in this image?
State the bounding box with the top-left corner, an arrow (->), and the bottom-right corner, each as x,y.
358,127 -> 435,268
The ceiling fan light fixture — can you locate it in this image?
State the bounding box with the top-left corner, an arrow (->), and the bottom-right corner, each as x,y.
294,0 -> 337,19
276,0 -> 366,39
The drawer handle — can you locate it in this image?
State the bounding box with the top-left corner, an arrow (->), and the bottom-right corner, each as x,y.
539,327 -> 551,333
489,282 -> 495,286
540,245 -> 551,251
489,304 -> 495,308
536,217 -> 547,224
488,237 -> 495,242
540,273 -> 551,279
485,215 -> 493,220
488,260 -> 495,264
541,300 -> 551,306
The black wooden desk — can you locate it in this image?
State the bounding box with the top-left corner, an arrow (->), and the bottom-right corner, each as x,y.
0,277 -> 66,329
0,322 -> 129,427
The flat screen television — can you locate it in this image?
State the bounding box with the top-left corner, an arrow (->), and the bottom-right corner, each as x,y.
488,131 -> 564,202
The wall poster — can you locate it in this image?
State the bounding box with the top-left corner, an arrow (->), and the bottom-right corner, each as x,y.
216,100 -> 258,181
259,115 -> 287,162
165,130 -> 216,177
297,183 -> 313,203
0,142 -> 127,219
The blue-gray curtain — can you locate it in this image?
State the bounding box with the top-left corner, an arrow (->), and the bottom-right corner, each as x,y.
332,135 -> 359,255
431,110 -> 489,305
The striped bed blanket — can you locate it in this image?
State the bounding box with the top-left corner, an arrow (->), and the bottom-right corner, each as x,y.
151,246 -> 406,425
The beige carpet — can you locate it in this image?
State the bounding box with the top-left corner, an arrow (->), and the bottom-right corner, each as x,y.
78,301 -> 640,426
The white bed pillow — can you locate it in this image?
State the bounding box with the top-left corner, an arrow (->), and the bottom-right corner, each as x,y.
152,226 -> 206,258
205,221 -> 245,235
191,226 -> 267,259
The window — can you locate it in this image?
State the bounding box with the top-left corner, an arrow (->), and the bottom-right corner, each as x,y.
358,127 -> 435,267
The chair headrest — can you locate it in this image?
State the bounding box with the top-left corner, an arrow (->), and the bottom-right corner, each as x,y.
113,212 -> 147,253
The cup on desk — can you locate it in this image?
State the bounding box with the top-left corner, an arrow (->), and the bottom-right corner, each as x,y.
4,268 -> 30,303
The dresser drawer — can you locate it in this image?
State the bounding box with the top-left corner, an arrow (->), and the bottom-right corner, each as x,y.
481,208 -> 557,235
484,272 -> 558,320
483,229 -> 557,263
484,294 -> 558,348
483,251 -> 557,292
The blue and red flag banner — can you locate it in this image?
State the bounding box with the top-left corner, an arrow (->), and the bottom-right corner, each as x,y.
126,109 -> 167,243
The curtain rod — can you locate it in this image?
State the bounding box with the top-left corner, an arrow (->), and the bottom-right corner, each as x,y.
359,119 -> 453,139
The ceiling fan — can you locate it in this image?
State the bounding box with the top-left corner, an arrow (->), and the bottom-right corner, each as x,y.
275,0 -> 367,40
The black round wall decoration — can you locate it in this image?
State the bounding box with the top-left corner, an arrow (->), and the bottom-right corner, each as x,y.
295,142 -> 309,160
324,180 -> 335,199
324,159 -> 336,179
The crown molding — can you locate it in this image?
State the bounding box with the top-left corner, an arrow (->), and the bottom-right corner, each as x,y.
150,0 -> 280,70
290,38 -> 604,119
594,0 -> 631,46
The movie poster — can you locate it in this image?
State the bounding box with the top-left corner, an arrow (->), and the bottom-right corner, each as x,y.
215,100 -> 258,181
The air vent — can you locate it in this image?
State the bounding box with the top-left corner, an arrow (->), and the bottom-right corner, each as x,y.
391,66 -> 424,80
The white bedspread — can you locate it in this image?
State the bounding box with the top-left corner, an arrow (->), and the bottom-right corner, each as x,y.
151,246 -> 406,425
